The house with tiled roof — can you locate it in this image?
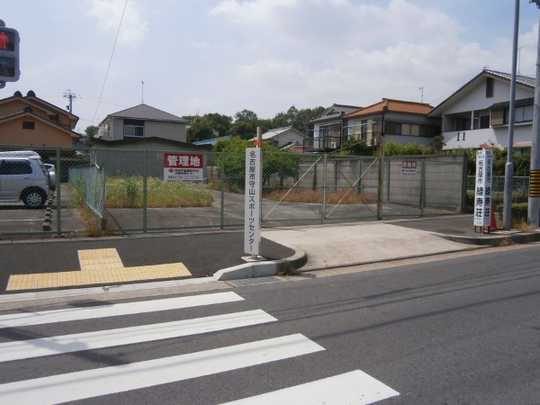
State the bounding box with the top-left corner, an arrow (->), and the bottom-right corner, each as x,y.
0,90 -> 80,148
429,69 -> 536,150
343,98 -> 440,147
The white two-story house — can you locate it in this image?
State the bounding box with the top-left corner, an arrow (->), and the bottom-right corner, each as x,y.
96,103 -> 188,144
430,69 -> 536,150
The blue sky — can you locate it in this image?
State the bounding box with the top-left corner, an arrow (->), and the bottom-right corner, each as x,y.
2,0 -> 539,131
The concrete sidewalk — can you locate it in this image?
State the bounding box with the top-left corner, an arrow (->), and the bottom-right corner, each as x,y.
262,221 -> 477,271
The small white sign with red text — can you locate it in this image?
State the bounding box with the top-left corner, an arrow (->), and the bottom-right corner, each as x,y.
164,152 -> 204,181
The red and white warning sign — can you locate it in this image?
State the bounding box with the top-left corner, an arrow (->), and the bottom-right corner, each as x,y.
163,152 -> 204,181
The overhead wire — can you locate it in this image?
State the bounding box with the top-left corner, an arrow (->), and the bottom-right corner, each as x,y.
91,0 -> 129,124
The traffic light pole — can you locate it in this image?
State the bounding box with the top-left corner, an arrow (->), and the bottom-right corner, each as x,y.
0,19 -> 5,89
529,1 -> 540,227
503,0 -> 520,230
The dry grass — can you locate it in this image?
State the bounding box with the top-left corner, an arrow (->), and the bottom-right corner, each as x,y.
264,189 -> 376,204
106,177 -> 214,208
515,220 -> 536,232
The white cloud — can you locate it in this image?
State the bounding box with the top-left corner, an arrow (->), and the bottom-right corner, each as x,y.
88,0 -> 148,45
208,0 -> 538,114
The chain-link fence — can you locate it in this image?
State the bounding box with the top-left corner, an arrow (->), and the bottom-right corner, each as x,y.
0,145 -> 469,238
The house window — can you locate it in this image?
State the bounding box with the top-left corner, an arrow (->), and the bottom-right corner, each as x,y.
504,105 -> 534,123
385,122 -> 401,135
22,121 -> 35,130
402,124 -> 420,136
486,77 -> 494,98
473,110 -> 490,129
123,119 -> 145,137
360,119 -> 368,139
515,105 -> 534,122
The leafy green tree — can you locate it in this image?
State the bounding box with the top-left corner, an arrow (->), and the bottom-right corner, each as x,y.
85,125 -> 98,138
215,138 -> 299,189
230,109 -> 259,139
187,113 -> 232,142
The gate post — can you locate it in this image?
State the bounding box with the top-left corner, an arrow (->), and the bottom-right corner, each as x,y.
377,157 -> 384,220
142,150 -> 148,232
55,147 -> 62,236
321,154 -> 328,223
419,158 -> 426,217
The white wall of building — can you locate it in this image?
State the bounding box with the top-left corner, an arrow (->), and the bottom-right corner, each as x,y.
443,124 -> 532,150
275,129 -> 304,147
443,78 -> 533,115
98,118 -> 187,143
440,75 -> 534,150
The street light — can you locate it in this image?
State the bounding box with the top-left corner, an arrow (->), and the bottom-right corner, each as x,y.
529,0 -> 540,227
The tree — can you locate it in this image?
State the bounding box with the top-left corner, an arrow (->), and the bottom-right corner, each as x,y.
85,125 -> 98,138
215,138 -> 299,189
230,109 -> 259,139
270,105 -> 325,132
187,113 -> 232,142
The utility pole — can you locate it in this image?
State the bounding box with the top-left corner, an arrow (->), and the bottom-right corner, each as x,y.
529,0 -> 540,227
63,89 -> 77,113
503,0 -> 520,230
141,80 -> 144,104
419,87 -> 424,103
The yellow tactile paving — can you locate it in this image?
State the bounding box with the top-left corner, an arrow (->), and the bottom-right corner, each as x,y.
6,249 -> 191,291
78,248 -> 124,271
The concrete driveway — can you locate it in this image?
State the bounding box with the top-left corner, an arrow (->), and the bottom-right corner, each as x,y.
105,189 -> 457,232
262,222 -> 477,271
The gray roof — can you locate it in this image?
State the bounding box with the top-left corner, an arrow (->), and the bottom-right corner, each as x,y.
484,69 -> 536,88
310,104 -> 361,124
108,104 -> 187,123
260,126 -> 304,140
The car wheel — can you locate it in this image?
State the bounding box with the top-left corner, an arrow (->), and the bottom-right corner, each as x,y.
22,188 -> 47,208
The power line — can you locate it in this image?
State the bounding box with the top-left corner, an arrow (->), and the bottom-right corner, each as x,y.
91,0 -> 129,123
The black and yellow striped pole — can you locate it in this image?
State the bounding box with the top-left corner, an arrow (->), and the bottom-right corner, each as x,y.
529,1 -> 540,227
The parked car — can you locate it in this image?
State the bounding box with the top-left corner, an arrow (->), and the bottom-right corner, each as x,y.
0,150 -> 55,190
0,157 -> 49,208
43,163 -> 56,190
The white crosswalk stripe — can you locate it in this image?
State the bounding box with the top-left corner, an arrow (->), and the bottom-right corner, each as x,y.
0,309 -> 276,363
0,334 -> 324,405
220,369 -> 400,405
0,291 -> 243,328
0,291 -> 400,404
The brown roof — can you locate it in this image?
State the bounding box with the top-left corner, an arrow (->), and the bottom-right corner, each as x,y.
0,111 -> 80,138
344,98 -> 433,118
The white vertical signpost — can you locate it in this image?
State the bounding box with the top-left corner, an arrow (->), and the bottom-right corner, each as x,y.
474,148 -> 493,232
244,147 -> 262,257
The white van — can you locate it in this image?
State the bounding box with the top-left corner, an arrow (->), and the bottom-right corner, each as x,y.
0,157 -> 49,208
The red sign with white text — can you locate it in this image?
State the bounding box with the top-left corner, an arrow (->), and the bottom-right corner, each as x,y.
164,153 -> 203,169
163,153 -> 204,181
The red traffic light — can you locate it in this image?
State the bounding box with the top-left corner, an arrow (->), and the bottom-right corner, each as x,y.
0,31 -> 8,49
0,30 -> 15,51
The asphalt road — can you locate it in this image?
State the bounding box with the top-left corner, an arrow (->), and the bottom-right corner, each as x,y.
0,243 -> 539,403
0,232 -> 294,292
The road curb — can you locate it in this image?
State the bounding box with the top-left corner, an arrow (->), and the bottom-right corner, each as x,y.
213,247 -> 307,281
438,231 -> 540,246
